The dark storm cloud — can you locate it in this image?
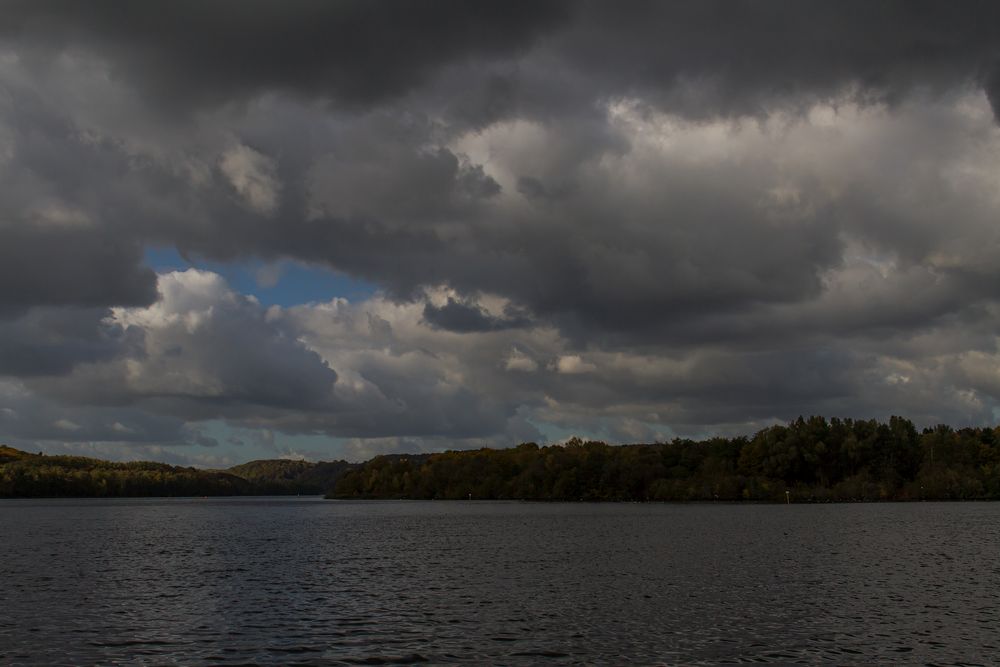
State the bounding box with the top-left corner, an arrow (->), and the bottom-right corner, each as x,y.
2,1 -> 998,320
4,1 -> 1000,119
516,176 -> 574,203
0,228 -> 157,315
0,0 -> 571,110
556,1 -> 1000,117
0,307 -> 136,376
423,298 -> 531,333
4,1 -> 1000,453
985,67 -> 1000,119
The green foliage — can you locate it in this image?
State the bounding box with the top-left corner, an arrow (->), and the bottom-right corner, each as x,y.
0,452 -> 253,498
0,450 -> 355,498
0,445 -> 34,465
5,415 -> 1000,501
330,416 -> 1000,502
226,458 -> 355,494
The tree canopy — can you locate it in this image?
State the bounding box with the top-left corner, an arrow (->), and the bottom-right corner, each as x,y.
0,447 -> 352,498
4,416 -> 1000,500
331,416 -> 1000,502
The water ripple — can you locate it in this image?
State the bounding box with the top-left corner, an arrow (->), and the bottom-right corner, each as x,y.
1,498 -> 998,665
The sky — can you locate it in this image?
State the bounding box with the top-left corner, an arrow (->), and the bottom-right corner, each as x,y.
2,1 -> 1000,466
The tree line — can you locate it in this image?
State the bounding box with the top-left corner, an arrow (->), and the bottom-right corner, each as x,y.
4,416 -> 1000,500
0,446 -> 351,498
330,416 -> 1000,501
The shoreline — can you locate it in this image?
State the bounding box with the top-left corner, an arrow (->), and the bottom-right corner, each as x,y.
3,494 -> 998,503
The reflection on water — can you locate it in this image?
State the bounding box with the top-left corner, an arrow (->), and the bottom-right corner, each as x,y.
1,498 -> 998,665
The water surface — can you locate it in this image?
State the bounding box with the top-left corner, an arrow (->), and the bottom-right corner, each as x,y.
1,499 -> 997,665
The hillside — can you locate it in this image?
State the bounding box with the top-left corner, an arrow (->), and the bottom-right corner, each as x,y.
0,447 -> 357,498
0,448 -> 254,498
225,458 -> 355,494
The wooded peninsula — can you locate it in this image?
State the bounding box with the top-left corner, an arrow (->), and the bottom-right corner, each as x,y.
3,416 -> 999,501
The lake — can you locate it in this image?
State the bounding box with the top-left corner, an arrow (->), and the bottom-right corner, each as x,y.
1,499 -> 997,665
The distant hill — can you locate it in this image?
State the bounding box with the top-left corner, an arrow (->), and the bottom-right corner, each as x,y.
225,458 -> 355,494
0,445 -> 31,464
0,447 -> 254,498
0,447 -> 355,498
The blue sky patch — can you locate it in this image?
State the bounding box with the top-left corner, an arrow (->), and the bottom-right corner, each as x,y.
144,246 -> 378,306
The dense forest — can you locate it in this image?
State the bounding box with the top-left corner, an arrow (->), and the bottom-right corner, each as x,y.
331,416 -> 1000,502
226,458 -> 355,494
0,446 -> 353,498
4,416 -> 1000,500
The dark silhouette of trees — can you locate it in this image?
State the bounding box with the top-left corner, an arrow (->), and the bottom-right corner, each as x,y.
330,416 -> 1000,502
4,415 -> 1000,501
0,446 -> 354,498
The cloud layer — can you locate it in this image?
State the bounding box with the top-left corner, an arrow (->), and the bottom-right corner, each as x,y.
2,3 -> 1000,462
